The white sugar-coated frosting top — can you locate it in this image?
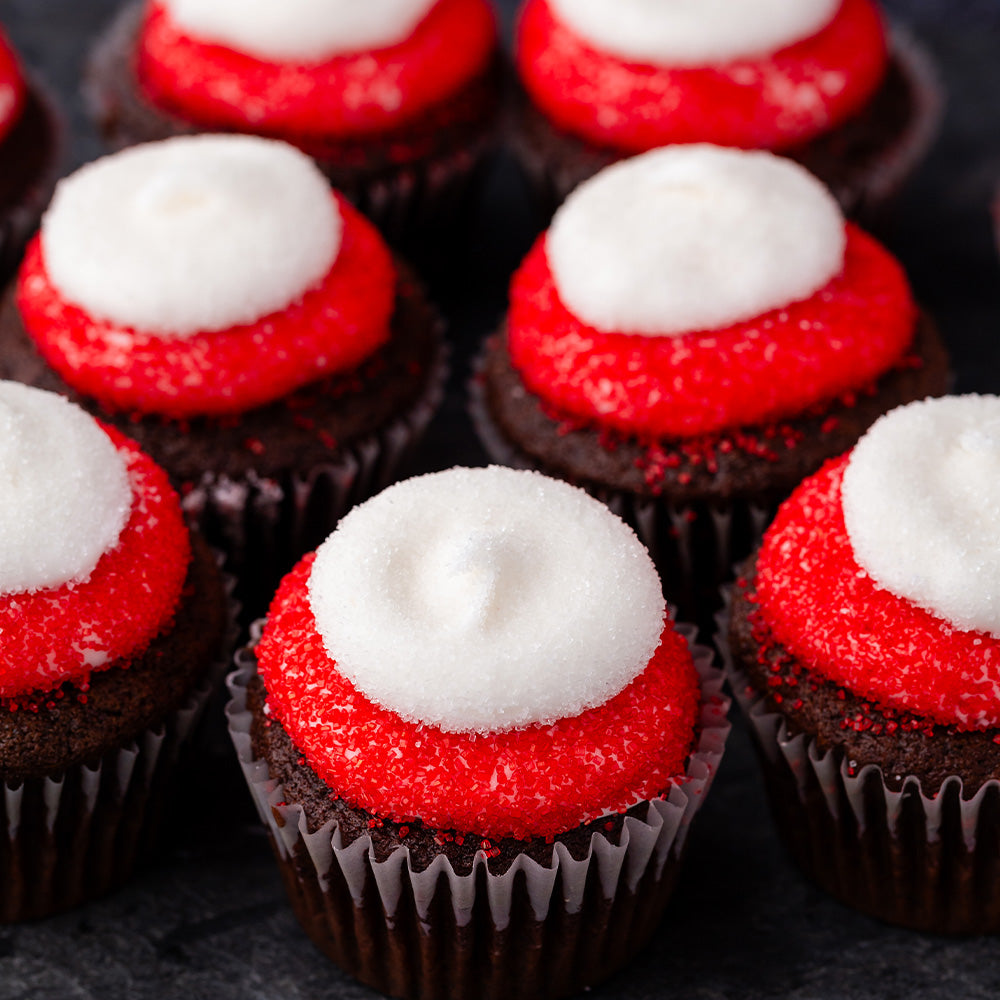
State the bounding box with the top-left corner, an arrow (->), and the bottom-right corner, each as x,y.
842,395 -> 1000,637
164,0 -> 439,62
308,467 -> 666,734
548,0 -> 840,66
0,383 -> 131,595
42,135 -> 341,338
546,145 -> 845,337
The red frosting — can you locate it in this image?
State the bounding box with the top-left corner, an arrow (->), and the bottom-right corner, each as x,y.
507,224 -> 915,438
0,427 -> 190,703
137,0 -> 497,142
756,456 -> 1000,731
17,195 -> 396,418
0,29 -> 26,147
257,555 -> 701,840
516,0 -> 887,152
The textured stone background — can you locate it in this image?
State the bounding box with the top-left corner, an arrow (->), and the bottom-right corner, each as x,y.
3,1 -> 1000,997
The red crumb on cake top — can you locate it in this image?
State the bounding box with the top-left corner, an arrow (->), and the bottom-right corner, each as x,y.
516,0 -> 887,153
0,29 -> 26,147
16,195 -> 396,418
256,554 -> 701,840
137,0 -> 497,141
755,456 -> 1000,730
0,427 -> 190,703
507,223 -> 915,438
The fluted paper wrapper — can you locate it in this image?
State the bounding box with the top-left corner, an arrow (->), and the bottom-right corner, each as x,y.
469,369 -> 771,630
226,623 -> 730,1000
182,338 -> 447,620
718,589 -> 1000,934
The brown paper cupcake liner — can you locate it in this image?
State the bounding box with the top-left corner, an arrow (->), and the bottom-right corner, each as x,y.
717,590 -> 1000,934
226,622 -> 730,1000
507,28 -> 941,222
0,561 -> 237,923
85,3 -> 500,242
469,366 -> 772,630
182,337 -> 448,621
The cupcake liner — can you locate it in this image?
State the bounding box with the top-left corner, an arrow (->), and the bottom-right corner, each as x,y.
0,81 -> 61,284
469,366 -> 772,630
226,622 -> 730,1000
717,590 -> 1000,934
0,561 -> 236,923
182,336 -> 448,621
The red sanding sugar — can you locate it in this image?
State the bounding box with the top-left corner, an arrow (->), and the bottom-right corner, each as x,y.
16,195 -> 396,418
137,0 -> 497,140
516,0 -> 887,153
0,427 -> 190,702
0,29 -> 25,147
756,456 -> 1000,730
507,224 -> 915,438
257,555 -> 701,840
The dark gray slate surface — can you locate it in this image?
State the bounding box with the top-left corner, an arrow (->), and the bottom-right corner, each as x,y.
2,1 -> 1000,997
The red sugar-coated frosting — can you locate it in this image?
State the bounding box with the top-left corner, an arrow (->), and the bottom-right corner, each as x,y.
17,195 -> 396,418
756,456 -> 1000,730
0,427 -> 190,702
0,29 -> 26,147
257,555 -> 701,840
507,224 -> 915,439
516,0 -> 887,153
137,0 -> 497,141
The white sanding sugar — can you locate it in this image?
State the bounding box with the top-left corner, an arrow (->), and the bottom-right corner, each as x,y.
307,467 -> 666,733
548,0 -> 839,67
42,135 -> 341,337
842,395 -> 1000,636
0,382 -> 131,595
165,0 -> 439,62
546,145 -> 845,337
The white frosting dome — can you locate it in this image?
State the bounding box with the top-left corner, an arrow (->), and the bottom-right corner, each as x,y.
842,395 -> 1000,637
42,135 -> 341,338
0,383 -> 131,595
546,146 -> 846,337
164,0 -> 439,62
308,467 -> 666,733
548,0 -> 839,66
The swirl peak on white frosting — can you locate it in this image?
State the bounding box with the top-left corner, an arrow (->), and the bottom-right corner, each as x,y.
164,0 -> 439,62
842,395 -> 1000,636
42,135 -> 341,338
548,0 -> 840,67
0,383 -> 131,595
308,467 -> 666,733
546,145 -> 845,337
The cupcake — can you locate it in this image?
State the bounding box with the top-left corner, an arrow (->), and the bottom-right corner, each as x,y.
0,25 -> 59,281
472,145 -> 949,624
0,133 -> 446,617
86,0 -> 501,235
0,381 -> 227,920
510,0 -> 941,217
227,466 -> 729,999
726,395 -> 1000,933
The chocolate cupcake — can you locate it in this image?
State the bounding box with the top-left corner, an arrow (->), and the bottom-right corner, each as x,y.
509,0 -> 941,218
227,466 -> 730,1000
0,134 -> 446,618
472,146 -> 948,626
725,395 -> 1000,933
0,25 -> 59,281
0,381 -> 227,920
86,0 -> 501,237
